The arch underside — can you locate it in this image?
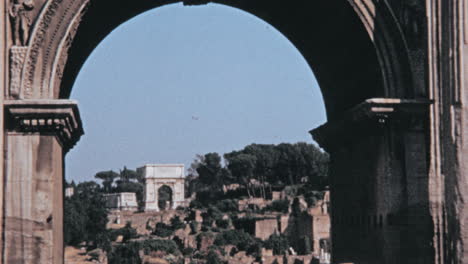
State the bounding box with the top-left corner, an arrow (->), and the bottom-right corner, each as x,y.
23,0 -> 414,121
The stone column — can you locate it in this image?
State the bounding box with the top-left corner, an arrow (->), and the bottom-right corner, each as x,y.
311,98 -> 432,264
2,100 -> 83,264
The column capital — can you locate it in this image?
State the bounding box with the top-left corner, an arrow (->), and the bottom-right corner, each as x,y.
4,100 -> 84,152
310,98 -> 432,152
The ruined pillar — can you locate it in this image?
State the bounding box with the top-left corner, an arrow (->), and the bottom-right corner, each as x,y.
2,100 -> 83,264
311,98 -> 432,264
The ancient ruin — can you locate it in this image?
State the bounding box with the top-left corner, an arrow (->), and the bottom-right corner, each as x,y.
139,164 -> 186,211
0,0 -> 465,263
103,192 -> 139,212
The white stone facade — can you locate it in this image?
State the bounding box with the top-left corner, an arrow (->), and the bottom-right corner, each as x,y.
104,192 -> 138,212
139,164 -> 185,211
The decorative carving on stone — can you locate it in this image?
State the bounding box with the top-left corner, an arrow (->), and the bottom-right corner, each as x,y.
4,100 -> 84,152
9,0 -> 35,46
22,0 -> 73,98
50,2 -> 89,98
9,46 -> 28,98
21,0 -> 89,98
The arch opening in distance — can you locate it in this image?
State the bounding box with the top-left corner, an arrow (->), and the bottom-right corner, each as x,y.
158,185 -> 174,211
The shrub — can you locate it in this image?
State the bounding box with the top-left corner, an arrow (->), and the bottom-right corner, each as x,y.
94,231 -> 111,253
215,219 -> 230,229
214,199 -> 238,212
153,222 -> 174,237
197,232 -> 215,242
190,222 -> 199,234
108,242 -> 141,264
264,233 -> 289,255
64,182 -> 108,248
214,230 -> 254,251
265,199 -> 289,213
206,250 -> 223,264
183,247 -> 195,256
232,217 -> 256,234
141,239 -> 179,255
170,216 -> 186,230
109,222 -> 138,243
190,200 -> 203,209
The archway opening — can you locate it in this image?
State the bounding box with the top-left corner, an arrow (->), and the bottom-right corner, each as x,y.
57,1 -> 387,264
158,185 -> 174,211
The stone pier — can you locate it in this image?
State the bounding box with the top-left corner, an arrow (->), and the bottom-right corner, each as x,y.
3,100 -> 83,264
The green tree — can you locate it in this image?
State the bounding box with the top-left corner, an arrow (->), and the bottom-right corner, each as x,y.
64,181 -> 108,248
94,170 -> 119,193
117,166 -> 138,184
206,250 -> 223,264
64,195 -> 86,246
188,153 -> 232,197
224,153 -> 257,197
265,233 -> 290,255
109,222 -> 138,243
108,242 -> 141,264
197,152 -> 223,185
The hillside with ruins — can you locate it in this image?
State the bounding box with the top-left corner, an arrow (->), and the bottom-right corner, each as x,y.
64,143 -> 330,264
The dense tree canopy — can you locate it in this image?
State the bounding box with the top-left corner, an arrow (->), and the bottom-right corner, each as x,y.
225,143 -> 328,189
64,181 -> 108,247
188,142 -> 329,199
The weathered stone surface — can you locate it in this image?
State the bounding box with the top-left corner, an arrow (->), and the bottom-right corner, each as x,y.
255,218 -> 279,240
3,100 -> 82,264
103,192 -> 138,212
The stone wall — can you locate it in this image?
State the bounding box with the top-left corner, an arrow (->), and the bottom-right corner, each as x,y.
104,192 -> 138,211
255,218 -> 279,240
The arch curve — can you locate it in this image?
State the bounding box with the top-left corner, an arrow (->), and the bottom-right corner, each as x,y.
18,0 -> 414,120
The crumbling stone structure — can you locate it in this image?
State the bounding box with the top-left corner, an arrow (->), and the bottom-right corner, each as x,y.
103,192 -> 138,212
0,0 -> 465,263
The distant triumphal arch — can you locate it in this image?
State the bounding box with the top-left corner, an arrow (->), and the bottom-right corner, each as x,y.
139,164 -> 185,212
0,0 -> 465,263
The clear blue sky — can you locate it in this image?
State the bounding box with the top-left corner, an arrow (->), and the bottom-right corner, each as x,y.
66,3 -> 326,183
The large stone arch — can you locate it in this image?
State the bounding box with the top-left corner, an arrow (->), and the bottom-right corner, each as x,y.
1,0 -> 466,264
15,0 -> 416,117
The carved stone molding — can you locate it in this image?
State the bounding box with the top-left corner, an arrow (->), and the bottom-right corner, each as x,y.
4,100 -> 84,152
9,46 -> 27,98
310,98 -> 432,152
